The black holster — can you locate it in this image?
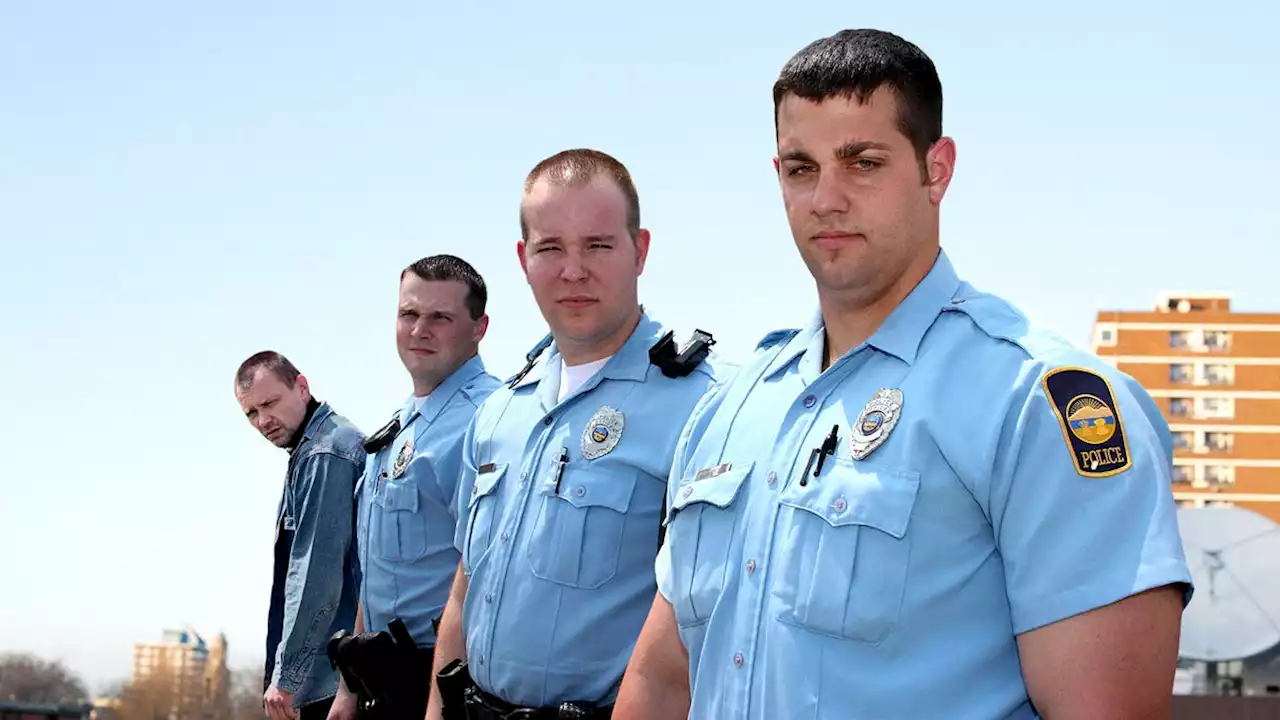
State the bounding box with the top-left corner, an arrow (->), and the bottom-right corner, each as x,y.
327,618 -> 423,720
435,658 -> 475,720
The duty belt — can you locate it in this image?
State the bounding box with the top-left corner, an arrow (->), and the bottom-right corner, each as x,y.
464,688 -> 612,720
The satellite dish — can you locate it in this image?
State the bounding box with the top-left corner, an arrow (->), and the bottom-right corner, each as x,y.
1177,506 -> 1280,662
1178,299 -> 1192,312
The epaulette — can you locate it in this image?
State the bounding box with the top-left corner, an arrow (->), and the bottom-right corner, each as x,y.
362,414 -> 401,453
756,328 -> 800,351
650,329 -> 715,378
506,333 -> 554,388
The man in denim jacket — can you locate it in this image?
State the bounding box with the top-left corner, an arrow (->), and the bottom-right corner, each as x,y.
235,351 -> 365,720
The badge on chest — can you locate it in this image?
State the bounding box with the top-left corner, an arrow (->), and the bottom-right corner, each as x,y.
391,436 -> 414,478
849,388 -> 904,461
581,406 -> 625,460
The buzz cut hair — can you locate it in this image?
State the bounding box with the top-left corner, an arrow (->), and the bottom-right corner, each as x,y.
235,350 -> 300,392
400,254 -> 488,320
519,148 -> 641,241
773,28 -> 943,179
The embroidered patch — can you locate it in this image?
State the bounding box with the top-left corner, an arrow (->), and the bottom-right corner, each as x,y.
1042,367 -> 1131,478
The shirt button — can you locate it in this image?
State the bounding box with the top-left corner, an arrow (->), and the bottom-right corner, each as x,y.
803,394 -> 816,408
682,486 -> 693,498
520,470 -> 528,481
485,592 -> 493,603
832,497 -> 847,513
500,532 -> 509,544
746,559 -> 756,574
733,653 -> 745,668
766,471 -> 777,487
574,486 -> 586,498
478,656 -> 484,666
544,416 -> 554,426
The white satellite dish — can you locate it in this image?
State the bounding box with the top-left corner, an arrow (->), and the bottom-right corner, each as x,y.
1177,505 -> 1280,662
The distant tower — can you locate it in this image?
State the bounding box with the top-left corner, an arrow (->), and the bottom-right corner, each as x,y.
202,633 -> 230,718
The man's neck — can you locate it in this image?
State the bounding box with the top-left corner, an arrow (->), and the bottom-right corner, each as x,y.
819,247 -> 938,370
411,353 -> 476,397
557,306 -> 641,367
286,397 -> 322,453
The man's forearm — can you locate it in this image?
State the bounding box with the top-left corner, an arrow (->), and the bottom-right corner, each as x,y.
614,594 -> 691,720
426,567 -> 469,720
335,600 -> 366,695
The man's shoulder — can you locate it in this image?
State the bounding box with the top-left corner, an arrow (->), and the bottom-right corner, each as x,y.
942,284 -> 1126,380
308,407 -> 366,461
939,285 -> 1159,435
459,370 -> 504,407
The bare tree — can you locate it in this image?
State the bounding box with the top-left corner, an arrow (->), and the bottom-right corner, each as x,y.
226,665 -> 267,720
0,652 -> 89,705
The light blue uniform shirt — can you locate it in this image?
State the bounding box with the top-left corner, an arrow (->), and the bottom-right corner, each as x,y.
356,354 -> 500,647
453,313 -> 734,709
656,250 -> 1194,719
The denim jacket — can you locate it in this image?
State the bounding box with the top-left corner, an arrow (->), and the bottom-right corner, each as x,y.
263,401 -> 365,708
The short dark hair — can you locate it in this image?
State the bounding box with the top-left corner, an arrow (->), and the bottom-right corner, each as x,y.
400,254 -> 487,320
235,350 -> 300,391
773,29 -> 943,177
519,148 -> 641,241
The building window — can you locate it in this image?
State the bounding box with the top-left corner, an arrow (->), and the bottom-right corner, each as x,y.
1204,432 -> 1234,452
1172,431 -> 1193,450
1170,364 -> 1193,384
1169,398 -> 1193,417
1198,396 -> 1234,419
1204,465 -> 1234,486
1095,324 -> 1118,348
1169,330 -> 1190,348
1203,331 -> 1231,352
1203,364 -> 1233,385
1172,464 -> 1193,483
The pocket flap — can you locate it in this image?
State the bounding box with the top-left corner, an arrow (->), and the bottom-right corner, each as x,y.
381,480 -> 420,513
671,460 -> 754,514
780,465 -> 919,538
469,462 -> 508,508
555,467 -> 638,513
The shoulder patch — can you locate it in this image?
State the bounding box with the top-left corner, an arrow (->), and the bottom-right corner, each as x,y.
756,328 -> 799,351
1042,367 -> 1131,478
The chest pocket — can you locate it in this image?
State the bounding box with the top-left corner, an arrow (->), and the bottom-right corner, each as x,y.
665,461 -> 753,629
527,465 -> 638,589
773,460 -> 919,645
372,479 -> 429,562
463,463 -> 507,574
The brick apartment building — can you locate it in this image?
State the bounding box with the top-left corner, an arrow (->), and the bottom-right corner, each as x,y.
1092,292 -> 1280,523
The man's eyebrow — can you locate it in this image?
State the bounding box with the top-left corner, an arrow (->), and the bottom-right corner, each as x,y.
835,140 -> 892,160
778,148 -> 815,163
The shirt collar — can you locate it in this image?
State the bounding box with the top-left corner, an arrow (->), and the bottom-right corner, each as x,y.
402,354 -> 489,426
765,248 -> 961,380
512,309 -> 660,392
289,399 -> 331,454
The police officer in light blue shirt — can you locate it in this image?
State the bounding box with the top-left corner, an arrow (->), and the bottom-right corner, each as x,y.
426,149 -> 734,720
616,29 -> 1194,720
329,255 -> 501,720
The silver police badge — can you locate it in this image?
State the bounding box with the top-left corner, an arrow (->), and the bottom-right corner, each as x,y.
581,406 -> 625,460
849,388 -> 903,460
391,436 -> 414,478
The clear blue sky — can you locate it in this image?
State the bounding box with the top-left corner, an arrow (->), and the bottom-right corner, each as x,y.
1,0 -> 1275,692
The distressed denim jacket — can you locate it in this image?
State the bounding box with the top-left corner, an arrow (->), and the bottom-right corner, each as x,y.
263,401 -> 365,708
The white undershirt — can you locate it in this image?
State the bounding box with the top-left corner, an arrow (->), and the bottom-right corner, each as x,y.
414,394 -> 429,411
558,356 -> 612,402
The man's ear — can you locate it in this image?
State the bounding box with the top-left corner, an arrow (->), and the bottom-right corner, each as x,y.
517,240 -> 529,277
633,229 -> 651,275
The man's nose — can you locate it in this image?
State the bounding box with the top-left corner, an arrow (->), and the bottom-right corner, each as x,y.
560,252 -> 588,282
811,171 -> 851,217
